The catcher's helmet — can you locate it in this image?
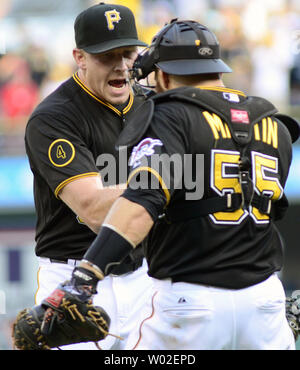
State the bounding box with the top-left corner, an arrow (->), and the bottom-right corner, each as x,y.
133,19 -> 232,80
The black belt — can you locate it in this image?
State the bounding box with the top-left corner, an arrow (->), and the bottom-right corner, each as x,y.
50,258 -> 68,263
49,256 -> 144,275
49,258 -> 79,265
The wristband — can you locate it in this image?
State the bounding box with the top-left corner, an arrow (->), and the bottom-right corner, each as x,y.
83,224 -> 134,276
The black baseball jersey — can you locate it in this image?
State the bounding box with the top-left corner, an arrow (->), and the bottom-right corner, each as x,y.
25,72 -> 144,260
122,86 -> 293,289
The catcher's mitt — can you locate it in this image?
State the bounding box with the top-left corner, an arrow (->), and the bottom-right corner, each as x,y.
286,291 -> 300,342
12,283 -> 111,350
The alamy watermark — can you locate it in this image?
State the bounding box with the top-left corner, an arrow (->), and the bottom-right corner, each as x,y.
96,146 -> 205,201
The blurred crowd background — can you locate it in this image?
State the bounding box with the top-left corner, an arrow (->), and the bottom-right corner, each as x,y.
0,0 -> 300,349
0,0 -> 300,143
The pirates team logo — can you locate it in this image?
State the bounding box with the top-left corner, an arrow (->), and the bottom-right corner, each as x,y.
104,9 -> 121,30
48,139 -> 75,167
129,138 -> 163,168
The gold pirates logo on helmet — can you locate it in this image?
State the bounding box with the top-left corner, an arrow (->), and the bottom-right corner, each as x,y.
104,9 -> 121,30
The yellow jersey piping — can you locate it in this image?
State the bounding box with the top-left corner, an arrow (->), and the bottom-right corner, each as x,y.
197,86 -> 246,97
72,72 -> 134,116
34,267 -> 41,305
54,172 -> 100,198
127,166 -> 171,206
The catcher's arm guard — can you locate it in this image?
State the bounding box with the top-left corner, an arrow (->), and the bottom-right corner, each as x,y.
286,291 -> 300,341
12,283 -> 111,350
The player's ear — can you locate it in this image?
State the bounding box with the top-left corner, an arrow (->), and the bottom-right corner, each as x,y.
155,69 -> 170,92
73,48 -> 87,70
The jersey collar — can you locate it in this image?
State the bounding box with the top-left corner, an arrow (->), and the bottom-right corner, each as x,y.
195,86 -> 246,97
72,72 -> 133,116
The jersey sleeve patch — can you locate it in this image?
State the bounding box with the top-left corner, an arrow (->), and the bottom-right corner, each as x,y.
129,138 -> 163,169
48,139 -> 75,167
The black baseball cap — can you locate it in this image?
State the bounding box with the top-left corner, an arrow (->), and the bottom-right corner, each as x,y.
74,2 -> 147,54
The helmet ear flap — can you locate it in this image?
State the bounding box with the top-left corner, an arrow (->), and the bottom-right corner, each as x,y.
131,20 -> 178,81
131,49 -> 156,80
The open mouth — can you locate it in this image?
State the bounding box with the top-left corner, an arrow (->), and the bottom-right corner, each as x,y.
108,79 -> 127,88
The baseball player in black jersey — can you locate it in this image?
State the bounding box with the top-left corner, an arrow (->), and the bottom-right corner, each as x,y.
24,3 -> 154,349
37,19 -> 300,349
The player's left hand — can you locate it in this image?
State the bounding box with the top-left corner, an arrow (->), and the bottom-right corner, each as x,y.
12,267 -> 110,350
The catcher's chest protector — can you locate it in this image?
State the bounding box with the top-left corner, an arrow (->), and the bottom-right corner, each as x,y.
117,87 -> 293,221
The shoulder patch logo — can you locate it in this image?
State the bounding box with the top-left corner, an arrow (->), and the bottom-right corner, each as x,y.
105,9 -> 121,30
223,92 -> 240,103
48,139 -> 75,167
129,138 -> 163,169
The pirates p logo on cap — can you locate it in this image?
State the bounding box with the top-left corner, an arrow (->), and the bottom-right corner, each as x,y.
105,9 -> 121,30
48,139 -> 75,167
